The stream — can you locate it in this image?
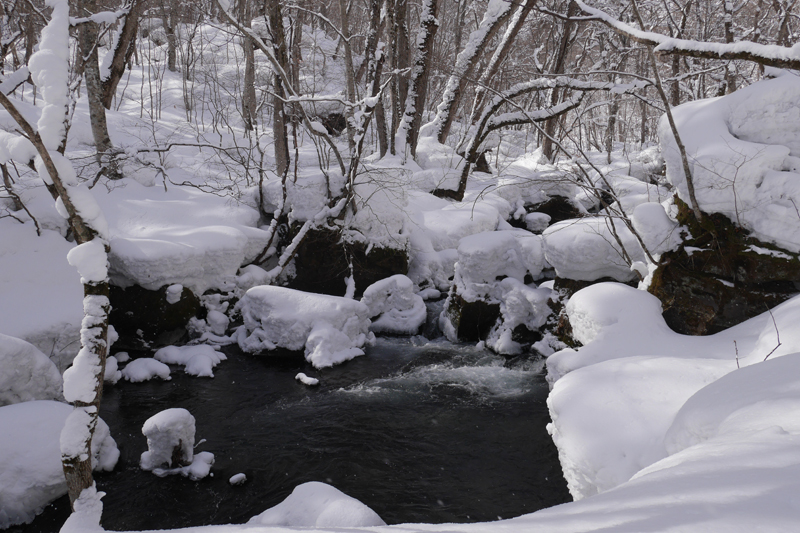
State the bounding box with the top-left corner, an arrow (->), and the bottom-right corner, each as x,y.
14,337 -> 570,531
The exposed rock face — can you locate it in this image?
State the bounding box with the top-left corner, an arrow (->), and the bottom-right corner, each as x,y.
109,284 -> 202,350
288,227 -> 409,297
649,199 -> 800,335
441,293 -> 501,342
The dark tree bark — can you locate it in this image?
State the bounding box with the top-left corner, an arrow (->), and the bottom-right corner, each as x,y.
402,0 -> 440,157
266,0 -> 291,176
78,0 -> 121,179
100,0 -> 142,109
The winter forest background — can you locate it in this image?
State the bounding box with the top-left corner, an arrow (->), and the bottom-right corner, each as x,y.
3,0 -> 800,531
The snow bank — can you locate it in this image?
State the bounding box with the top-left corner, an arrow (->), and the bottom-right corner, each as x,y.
154,345 -> 227,378
361,275 -> 426,335
0,400 -> 118,528
543,218 -> 644,282
546,282 -> 800,503
248,481 -> 386,527
236,286 -> 374,368
661,73 -> 800,253
0,333 -> 63,406
0,224 -> 82,366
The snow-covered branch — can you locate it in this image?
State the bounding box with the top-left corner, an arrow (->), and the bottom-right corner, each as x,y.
572,0 -> 800,69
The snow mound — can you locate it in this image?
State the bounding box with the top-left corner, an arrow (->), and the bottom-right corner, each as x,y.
154,345 -> 227,377
236,286 -> 374,368
102,181 -> 271,293
0,401 -> 118,528
548,355 -> 732,500
543,217 -> 644,282
121,358 -> 171,382
485,278 -> 552,355
456,230 -> 545,294
661,73 -> 800,253
361,275 -> 426,335
0,333 -> 63,406
248,481 -> 386,527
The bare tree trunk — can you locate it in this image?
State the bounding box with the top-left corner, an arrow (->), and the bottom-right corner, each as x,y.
338,0 -> 357,152
266,0 -> 290,176
78,0 -> 121,179
100,0 -> 142,109
241,0 -> 256,131
160,1 -> 177,72
427,0 -> 514,143
542,1 -> 578,161
470,0 -> 538,123
401,0 -> 440,157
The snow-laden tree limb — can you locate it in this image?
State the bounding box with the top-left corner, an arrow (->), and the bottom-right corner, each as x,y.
572,0 -> 800,69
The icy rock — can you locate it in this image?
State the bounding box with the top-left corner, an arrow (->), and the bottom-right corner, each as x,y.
121,358 -> 171,382
0,401 -> 118,528
236,286 -> 373,368
361,275 -> 426,335
543,217 -> 645,282
485,278 -> 553,355
0,333 -> 63,406
248,481 -> 386,527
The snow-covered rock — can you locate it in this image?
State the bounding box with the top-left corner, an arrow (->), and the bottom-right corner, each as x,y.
0,401 -> 118,528
543,217 -> 645,282
0,333 -> 63,406
140,407 -> 214,480
154,344 -> 227,378
661,73 -> 800,253
236,286 -> 374,368
248,481 -> 386,527
361,275 -> 426,335
440,230 -> 550,349
121,358 -> 171,382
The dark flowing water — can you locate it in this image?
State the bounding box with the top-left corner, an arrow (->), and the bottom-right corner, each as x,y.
15,337 -> 570,531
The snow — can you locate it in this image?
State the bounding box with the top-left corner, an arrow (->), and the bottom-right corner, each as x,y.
247,481 -> 386,527
140,408 -> 195,470
236,286 -> 374,368
66,239 -> 109,284
361,275 -> 427,335
154,345 -> 227,378
0,333 -> 63,406
543,218 -> 645,282
295,373 -> 320,386
121,358 -> 171,382
139,407 -> 214,481
229,473 -> 247,485
0,400 -> 117,528
661,74 -> 800,253
104,355 -> 121,384
140,408 -> 214,480
0,225 -> 83,366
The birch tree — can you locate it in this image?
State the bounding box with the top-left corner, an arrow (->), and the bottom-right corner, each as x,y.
0,0 -> 112,518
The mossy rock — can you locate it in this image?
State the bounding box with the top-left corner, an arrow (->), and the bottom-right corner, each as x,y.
649,198 -> 800,335
442,292 -> 501,342
288,226 -> 409,297
109,284 -> 202,351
